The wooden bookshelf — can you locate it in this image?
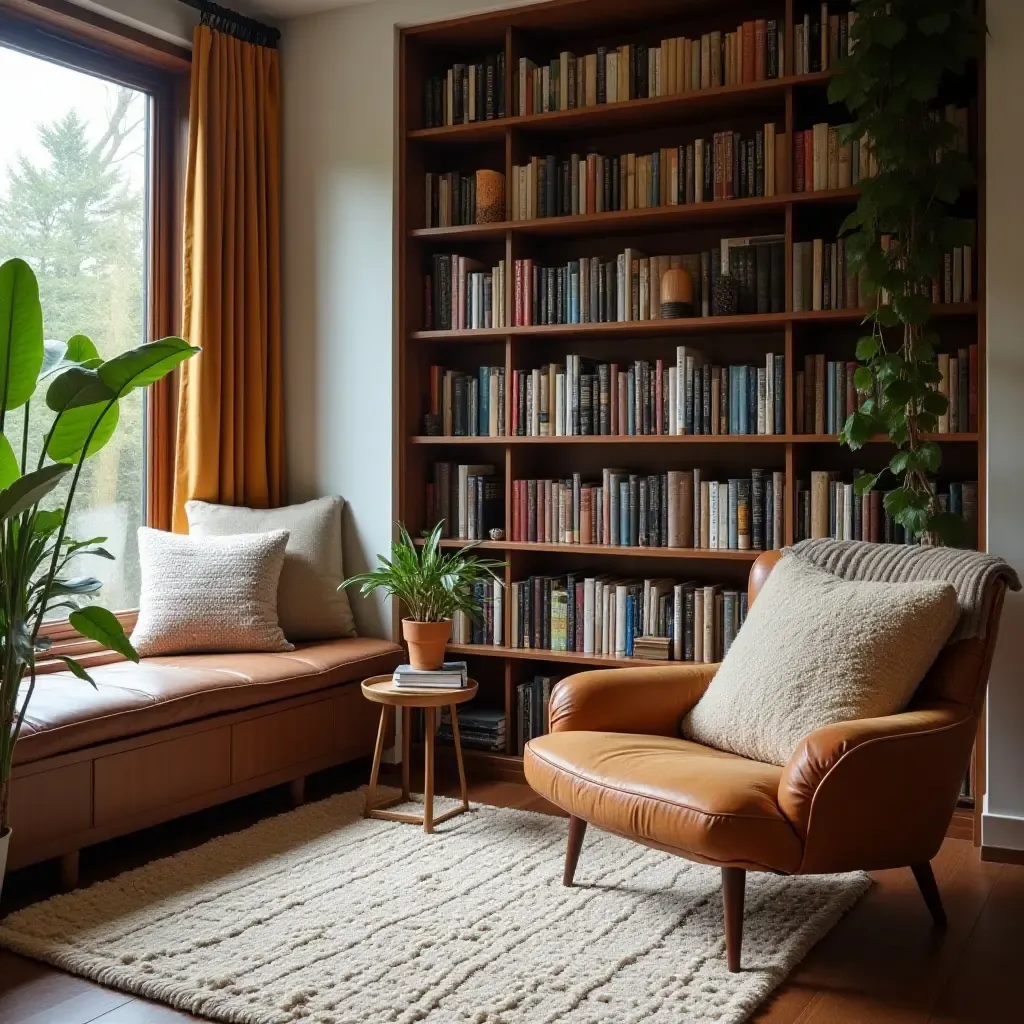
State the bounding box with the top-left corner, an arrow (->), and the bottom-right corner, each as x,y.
395,0 -> 985,815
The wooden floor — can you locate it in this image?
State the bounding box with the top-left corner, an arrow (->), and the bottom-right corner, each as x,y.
0,762 -> 1020,1024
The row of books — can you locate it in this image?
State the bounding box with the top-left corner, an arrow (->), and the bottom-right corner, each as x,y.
425,366 -> 506,438
424,170 -> 504,228
425,255 -> 507,331
794,123 -> 872,192
794,6 -> 855,76
423,52 -> 506,128
517,675 -> 560,753
515,20 -> 784,117
793,107 -> 966,193
425,463 -> 502,541
424,348 -> 975,441
792,238 -> 862,312
509,126 -> 786,219
509,575 -> 748,662
510,236 -> 785,327
509,351 -> 785,438
439,706 -> 506,753
510,468 -> 785,552
451,582 -> 503,646
796,348 -> 979,436
795,473 -> 979,547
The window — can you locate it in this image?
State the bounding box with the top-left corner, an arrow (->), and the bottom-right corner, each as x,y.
0,11 -> 186,617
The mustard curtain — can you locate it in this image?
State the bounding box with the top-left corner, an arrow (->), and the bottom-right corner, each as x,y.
172,25 -> 285,531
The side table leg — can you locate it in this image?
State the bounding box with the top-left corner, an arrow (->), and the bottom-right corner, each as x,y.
424,706 -> 435,833
401,706 -> 411,801
365,705 -> 391,817
450,703 -> 469,810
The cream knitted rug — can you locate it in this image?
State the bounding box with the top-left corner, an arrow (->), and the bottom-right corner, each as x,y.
0,789 -> 869,1024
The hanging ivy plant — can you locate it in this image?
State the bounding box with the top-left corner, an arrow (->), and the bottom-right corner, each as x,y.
829,0 -> 982,544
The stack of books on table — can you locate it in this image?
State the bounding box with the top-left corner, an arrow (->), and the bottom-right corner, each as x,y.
392,662 -> 469,690
439,707 -> 506,752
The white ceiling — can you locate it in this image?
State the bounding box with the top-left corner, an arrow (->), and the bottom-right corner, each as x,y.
235,0 -> 377,17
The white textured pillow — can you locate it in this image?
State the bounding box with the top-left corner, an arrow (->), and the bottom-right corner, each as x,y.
682,555 -> 959,766
185,496 -> 357,641
131,527 -> 293,657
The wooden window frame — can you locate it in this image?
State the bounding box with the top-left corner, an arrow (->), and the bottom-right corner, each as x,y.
0,0 -> 191,657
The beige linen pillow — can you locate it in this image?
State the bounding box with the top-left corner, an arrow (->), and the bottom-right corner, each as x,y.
131,527 -> 293,657
681,555 -> 959,766
185,496 -> 357,641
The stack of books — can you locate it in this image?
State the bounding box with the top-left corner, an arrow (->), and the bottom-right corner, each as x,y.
440,706 -> 506,751
392,661 -> 469,689
633,636 -> 672,661
517,675 -> 560,753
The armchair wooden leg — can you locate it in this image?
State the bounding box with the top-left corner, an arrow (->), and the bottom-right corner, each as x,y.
911,862 -> 947,927
722,867 -> 746,973
563,816 -> 588,886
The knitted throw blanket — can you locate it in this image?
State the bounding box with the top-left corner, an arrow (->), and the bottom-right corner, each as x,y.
786,539 -> 1021,642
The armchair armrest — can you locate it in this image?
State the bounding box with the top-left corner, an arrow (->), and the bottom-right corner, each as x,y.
549,663 -> 718,736
778,701 -> 978,873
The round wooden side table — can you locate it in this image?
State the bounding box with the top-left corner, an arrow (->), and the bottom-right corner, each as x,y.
360,674 -> 478,833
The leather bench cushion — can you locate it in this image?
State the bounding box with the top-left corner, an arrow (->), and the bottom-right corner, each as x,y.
15,638 -> 402,765
525,731 -> 803,874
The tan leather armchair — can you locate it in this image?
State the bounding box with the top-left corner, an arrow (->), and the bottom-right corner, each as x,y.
524,551 -> 1007,972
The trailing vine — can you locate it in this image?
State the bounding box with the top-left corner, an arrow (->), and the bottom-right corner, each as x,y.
830,0 -> 982,544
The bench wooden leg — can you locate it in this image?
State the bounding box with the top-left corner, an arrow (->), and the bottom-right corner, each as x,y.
723,866 -> 746,973
563,816 -> 587,886
60,850 -> 79,891
289,777 -> 306,807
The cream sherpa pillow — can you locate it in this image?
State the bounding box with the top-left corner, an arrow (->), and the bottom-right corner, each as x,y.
131,528 -> 293,657
682,555 -> 959,766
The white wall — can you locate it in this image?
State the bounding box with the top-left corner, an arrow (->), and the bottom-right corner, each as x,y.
279,0 -> 535,637
984,0 -> 1024,853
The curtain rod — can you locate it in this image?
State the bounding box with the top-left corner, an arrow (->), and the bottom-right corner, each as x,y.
177,0 -> 281,49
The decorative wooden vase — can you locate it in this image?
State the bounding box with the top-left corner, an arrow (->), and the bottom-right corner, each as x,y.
402,618 -> 452,670
475,170 -> 506,224
660,268 -> 695,318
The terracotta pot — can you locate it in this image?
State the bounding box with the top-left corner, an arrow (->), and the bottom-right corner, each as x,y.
402,619 -> 452,671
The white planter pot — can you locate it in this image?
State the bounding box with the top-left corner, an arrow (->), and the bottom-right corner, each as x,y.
0,827 -> 9,904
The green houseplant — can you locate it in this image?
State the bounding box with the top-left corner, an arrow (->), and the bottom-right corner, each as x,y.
0,257 -> 198,882
341,522 -> 505,670
831,0 -> 982,544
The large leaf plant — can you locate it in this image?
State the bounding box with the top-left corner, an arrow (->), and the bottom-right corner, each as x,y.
0,258 -> 198,832
830,0 -> 982,544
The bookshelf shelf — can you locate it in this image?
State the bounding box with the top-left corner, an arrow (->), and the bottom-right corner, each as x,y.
411,306 -> 978,341
410,188 -> 861,242
410,434 -> 790,445
408,71 -> 834,144
396,0 -> 983,824
796,433 -> 980,444
417,537 -> 763,561
445,643 -> 672,670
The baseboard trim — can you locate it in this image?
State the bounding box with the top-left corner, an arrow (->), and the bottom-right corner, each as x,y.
981,808 -> 1024,855
981,845 -> 1024,866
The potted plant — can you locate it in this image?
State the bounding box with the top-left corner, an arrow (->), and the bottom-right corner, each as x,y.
831,0 -> 982,544
341,522 -> 506,670
0,258 -> 198,892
